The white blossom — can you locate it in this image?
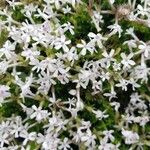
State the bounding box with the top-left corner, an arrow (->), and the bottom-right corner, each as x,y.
88,32 -> 107,48
81,129 -> 96,148
138,42 -> 150,58
122,129 -> 139,144
20,130 -> 36,145
108,23 -> 123,38
0,85 -> 11,106
77,40 -> 96,55
92,110 -> 109,120
115,79 -> 128,91
54,35 -> 71,52
0,40 -> 16,60
30,105 -> 50,122
121,53 -> 135,69
58,138 -> 71,150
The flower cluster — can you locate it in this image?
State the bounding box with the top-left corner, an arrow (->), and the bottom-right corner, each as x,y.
0,0 -> 150,149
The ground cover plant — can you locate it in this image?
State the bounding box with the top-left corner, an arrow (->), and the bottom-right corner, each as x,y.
0,0 -> 150,149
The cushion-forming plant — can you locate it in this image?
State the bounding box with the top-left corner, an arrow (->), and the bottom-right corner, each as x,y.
0,0 -> 150,149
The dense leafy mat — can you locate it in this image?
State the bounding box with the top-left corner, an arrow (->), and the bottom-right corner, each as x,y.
0,0 -> 150,149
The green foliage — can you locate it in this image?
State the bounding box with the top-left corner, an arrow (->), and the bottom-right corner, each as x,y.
0,29 -> 8,48
12,6 -> 26,22
71,8 -> 96,42
0,101 -> 24,118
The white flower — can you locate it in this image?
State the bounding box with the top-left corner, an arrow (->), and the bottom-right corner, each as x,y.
110,102 -> 120,112
113,62 -> 121,71
0,120 -> 11,135
137,4 -> 149,16
80,120 -> 91,129
63,97 -> 76,108
136,100 -> 147,110
138,116 -> 149,127
62,5 -> 72,14
123,40 -> 137,51
67,107 -> 78,117
73,69 -> 91,89
53,0 -> 63,9
92,80 -> 102,94
61,22 -> 74,35
130,93 -> 142,105
93,11 -> 104,23
102,49 -> 115,59
132,116 -> 149,127
14,74 -> 35,98
121,53 -> 135,69
22,3 -> 37,17
129,78 -> 140,90
92,110 -> 109,120
110,0 -> 115,4
20,103 -> 34,116
77,40 -> 96,55
0,133 -> 9,148
6,0 -> 22,10
125,28 -> 139,41
128,12 -> 137,21
88,32 -> 107,48
98,139 -> 120,150
115,79 -> 128,91
36,8 -> 51,20
121,129 -> 139,144
72,129 -> 83,143
63,46 -> 78,66
81,129 -> 96,148
9,117 -> 23,138
20,130 -> 36,145
131,55 -> 150,83
54,35 -> 71,52
101,49 -> 115,68
0,85 -> 11,106
30,105 -> 49,122
37,133 -> 60,150
108,23 -> 123,38
125,27 -> 134,35
103,89 -> 117,101
0,40 -> 16,60
100,71 -> 110,81
138,42 -> 150,57
37,71 -> 56,95
21,47 -> 40,62
58,138 -> 70,150
103,130 -> 115,142
91,11 -> 103,32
